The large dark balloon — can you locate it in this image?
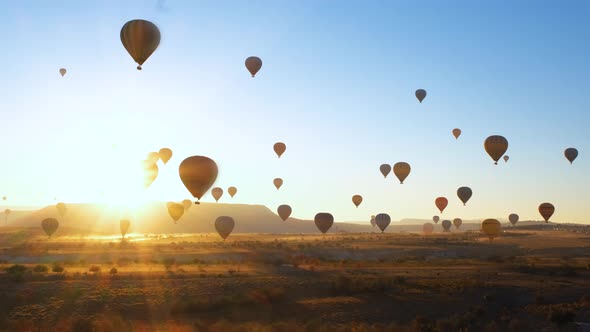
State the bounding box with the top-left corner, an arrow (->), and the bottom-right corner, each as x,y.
375,213 -> 391,233
538,203 -> 555,223
42,218 -> 59,238
415,89 -> 427,103
277,205 -> 292,221
564,148 -> 578,164
215,216 -> 235,240
120,20 -> 161,70
314,213 -> 334,234
179,156 -> 218,203
456,187 -> 473,206
245,56 -> 262,77
484,135 -> 508,165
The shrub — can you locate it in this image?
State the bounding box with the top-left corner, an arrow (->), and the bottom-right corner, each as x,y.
163,258 -> 176,270
548,308 -> 575,326
109,267 -> 118,274
5,264 -> 27,274
33,265 -> 49,273
52,264 -> 65,272
89,265 -> 101,273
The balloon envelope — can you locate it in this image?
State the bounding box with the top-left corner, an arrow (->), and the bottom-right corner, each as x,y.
538,203 -> 555,222
379,164 -> 391,178
56,203 -> 67,217
503,155 -> 509,162
352,195 -> 363,207
452,128 -> 461,139
314,213 -> 334,234
182,199 -> 193,210
142,161 -> 159,189
423,223 -> 434,235
484,135 -> 508,165
375,213 -> 391,233
457,187 -> 473,206
159,148 -> 173,164
179,156 -> 218,202
481,219 -> 501,240
245,56 -> 262,77
42,218 -> 59,238
120,219 -> 130,238
432,216 -> 440,224
370,215 -> 376,227
273,142 -> 286,158
146,152 -> 160,163
564,148 -> 578,164
453,218 -> 462,229
415,89 -> 427,103
59,68 -> 67,77
168,203 -> 185,223
211,187 -> 223,202
509,213 -> 519,226
393,162 -> 411,184
441,220 -> 452,232
120,19 -> 161,70
277,205 -> 292,221
228,186 -> 237,198
273,178 -> 283,190
435,197 -> 448,213
215,216 -> 235,240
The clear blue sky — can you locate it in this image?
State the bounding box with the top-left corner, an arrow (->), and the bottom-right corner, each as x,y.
0,1 -> 588,223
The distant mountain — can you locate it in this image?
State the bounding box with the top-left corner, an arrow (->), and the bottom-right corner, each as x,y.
2,202 -> 571,235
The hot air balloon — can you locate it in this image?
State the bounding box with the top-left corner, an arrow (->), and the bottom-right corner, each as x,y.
379,164 -> 391,178
393,162 -> 411,184
453,218 -> 462,229
423,223 -> 434,235
42,218 -> 59,238
168,203 -> 184,223
564,148 -> 578,164
273,178 -> 283,190
509,213 -> 519,226
481,219 -> 501,241
457,187 -> 473,206
245,56 -> 262,77
433,216 -> 440,224
147,152 -> 160,163
211,187 -> 223,202
314,213 -> 334,234
441,220 -> 452,232
538,203 -> 555,223
452,128 -> 461,140
4,209 -> 11,225
375,213 -> 391,233
120,219 -> 130,239
59,68 -> 67,77
215,216 -> 235,240
120,19 -> 161,70
166,202 -> 174,209
352,195 -> 363,208
142,160 -> 159,189
2,196 -> 6,201
277,205 -> 292,221
370,215 -> 376,227
182,199 -> 193,211
484,135 -> 508,165
415,89 -> 427,103
56,203 -> 67,217
159,148 -> 173,164
179,156 -> 218,204
435,197 -> 448,213
273,142 -> 286,158
228,186 -> 237,198
503,155 -> 509,163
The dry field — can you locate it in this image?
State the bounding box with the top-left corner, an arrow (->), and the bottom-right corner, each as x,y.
1,229 -> 589,331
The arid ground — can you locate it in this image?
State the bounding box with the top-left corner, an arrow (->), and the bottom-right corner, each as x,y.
1,229 -> 590,331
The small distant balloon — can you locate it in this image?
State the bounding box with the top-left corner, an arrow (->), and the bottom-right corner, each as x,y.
120,19 -> 161,70
42,218 -> 59,238
352,195 -> 363,208
452,128 -> 461,140
379,164 -> 391,178
147,152 -> 160,163
273,178 -> 283,190
245,56 -> 262,77
59,68 -> 67,77
538,203 -> 555,223
509,213 -> 519,226
211,187 -> 223,202
167,203 -> 184,223
277,205 -> 292,221
179,156 -> 218,203
314,213 -> 334,234
441,220 -> 452,232
393,162 -> 411,184
370,215 -> 376,227
423,223 -> 434,235
484,135 -> 508,165
2,196 -> 6,201
56,203 -> 67,217
182,199 -> 193,211
456,187 -> 473,206
142,161 -> 159,189
481,219 -> 501,240
432,215 -> 440,224
273,142 -> 286,158
415,89 -> 427,103
435,197 -> 448,213
120,219 -> 130,238
503,155 -> 509,163
375,213 -> 391,233
228,186 -> 237,198
159,148 -> 173,164
215,216 -> 235,240
564,148 -> 578,164
453,218 -> 462,229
